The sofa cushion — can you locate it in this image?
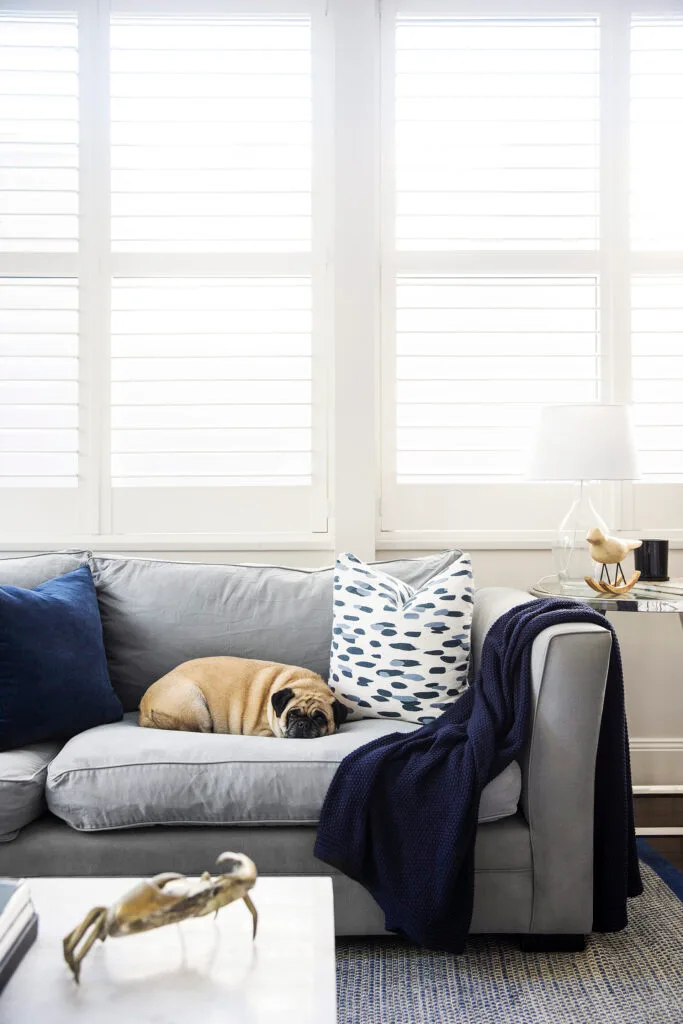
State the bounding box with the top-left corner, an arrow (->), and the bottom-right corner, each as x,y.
0,741 -> 63,841
0,567 -> 123,751
46,714 -> 521,830
89,552 -> 464,711
0,550 -> 90,588
329,551 -> 474,724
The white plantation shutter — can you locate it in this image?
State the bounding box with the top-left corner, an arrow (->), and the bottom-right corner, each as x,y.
631,18 -> 683,252
382,13 -> 601,535
630,16 -> 683,531
0,11 -> 82,537
0,278 -> 78,486
111,277 -> 312,488
0,12 -> 78,253
395,17 -> 599,252
110,15 -> 310,254
396,277 -> 599,483
632,277 -> 683,480
108,10 -> 324,538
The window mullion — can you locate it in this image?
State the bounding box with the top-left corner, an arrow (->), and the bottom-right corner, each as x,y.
331,0 -> 380,559
600,0 -> 632,528
79,0 -> 111,535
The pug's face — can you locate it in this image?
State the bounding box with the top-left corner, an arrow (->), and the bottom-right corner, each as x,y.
271,686 -> 348,739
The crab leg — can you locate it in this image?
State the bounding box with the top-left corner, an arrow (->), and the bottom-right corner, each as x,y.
243,893 -> 258,939
63,907 -> 107,983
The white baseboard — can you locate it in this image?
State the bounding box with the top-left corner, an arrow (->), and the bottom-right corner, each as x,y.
630,737 -> 683,787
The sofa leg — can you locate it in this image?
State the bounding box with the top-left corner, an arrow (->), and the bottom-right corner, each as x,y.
519,934 -> 586,953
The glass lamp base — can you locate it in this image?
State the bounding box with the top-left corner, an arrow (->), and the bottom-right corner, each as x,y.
553,482 -> 608,589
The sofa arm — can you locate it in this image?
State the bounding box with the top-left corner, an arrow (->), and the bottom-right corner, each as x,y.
473,587 -> 612,934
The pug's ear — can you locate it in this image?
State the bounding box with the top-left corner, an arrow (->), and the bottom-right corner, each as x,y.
271,688 -> 294,718
332,700 -> 349,728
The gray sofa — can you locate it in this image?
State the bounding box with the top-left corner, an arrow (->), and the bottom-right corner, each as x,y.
0,550 -> 612,940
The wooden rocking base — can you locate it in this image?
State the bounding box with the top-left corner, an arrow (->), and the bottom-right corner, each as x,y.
584,570 -> 641,596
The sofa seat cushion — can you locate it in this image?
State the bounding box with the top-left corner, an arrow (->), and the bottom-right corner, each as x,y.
0,741 -> 63,841
46,714 -> 521,831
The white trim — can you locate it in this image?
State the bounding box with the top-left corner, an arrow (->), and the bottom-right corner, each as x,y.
0,534 -> 334,552
109,254 -> 313,278
0,254 -> 80,276
79,0 -> 111,536
310,1 -> 334,534
111,0 -> 321,12
386,0 -> 683,12
631,738 -> 683,753
634,785 -> 683,794
377,528 -> 683,549
395,252 -> 602,276
636,826 -> 683,836
330,0 -> 381,560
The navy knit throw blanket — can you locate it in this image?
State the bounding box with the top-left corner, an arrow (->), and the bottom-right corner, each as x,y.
314,598 -> 643,953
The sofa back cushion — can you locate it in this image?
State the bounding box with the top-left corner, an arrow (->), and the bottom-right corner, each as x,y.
90,552 -> 463,711
0,551 -> 90,588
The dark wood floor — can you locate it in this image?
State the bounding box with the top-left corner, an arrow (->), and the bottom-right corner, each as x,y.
634,795 -> 683,870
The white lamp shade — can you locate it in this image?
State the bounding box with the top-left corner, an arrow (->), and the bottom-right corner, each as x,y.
529,404 -> 640,481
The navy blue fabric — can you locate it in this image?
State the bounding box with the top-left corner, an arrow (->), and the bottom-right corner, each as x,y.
315,598 -> 643,952
637,838 -> 683,903
0,566 -> 122,751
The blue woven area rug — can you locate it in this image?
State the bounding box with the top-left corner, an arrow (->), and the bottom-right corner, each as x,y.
336,842 -> 683,1024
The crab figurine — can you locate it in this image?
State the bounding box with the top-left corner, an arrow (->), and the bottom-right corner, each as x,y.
63,851 -> 258,982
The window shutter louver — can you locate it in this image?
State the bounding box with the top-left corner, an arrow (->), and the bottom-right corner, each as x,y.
382,15 -> 601,536
110,15 -> 311,254
631,18 -> 683,253
630,18 -> 683,529
108,12 -> 323,538
0,12 -> 81,538
395,17 -> 599,252
111,277 -> 312,488
0,12 -> 78,253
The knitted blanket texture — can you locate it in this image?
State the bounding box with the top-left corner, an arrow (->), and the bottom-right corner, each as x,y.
314,599 -> 643,952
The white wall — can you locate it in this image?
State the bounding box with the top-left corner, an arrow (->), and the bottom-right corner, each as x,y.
92,544 -> 683,787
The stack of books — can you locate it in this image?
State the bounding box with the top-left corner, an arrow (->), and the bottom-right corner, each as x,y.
630,578 -> 683,599
0,879 -> 37,991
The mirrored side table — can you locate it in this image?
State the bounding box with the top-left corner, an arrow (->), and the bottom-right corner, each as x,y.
529,574 -> 683,825
528,574 -> 683,617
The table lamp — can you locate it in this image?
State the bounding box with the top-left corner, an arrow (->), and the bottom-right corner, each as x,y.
529,404 -> 640,586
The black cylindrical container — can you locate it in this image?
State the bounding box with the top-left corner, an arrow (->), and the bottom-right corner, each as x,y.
634,539 -> 669,582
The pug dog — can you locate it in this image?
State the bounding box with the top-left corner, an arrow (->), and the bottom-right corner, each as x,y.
139,656 -> 348,739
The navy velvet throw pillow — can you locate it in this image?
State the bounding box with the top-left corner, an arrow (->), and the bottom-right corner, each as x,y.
0,566 -> 122,751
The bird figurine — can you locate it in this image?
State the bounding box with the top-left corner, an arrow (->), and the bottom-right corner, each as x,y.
584,527 -> 642,595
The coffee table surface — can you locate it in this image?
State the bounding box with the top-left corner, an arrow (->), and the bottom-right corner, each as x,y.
3,876 -> 336,1024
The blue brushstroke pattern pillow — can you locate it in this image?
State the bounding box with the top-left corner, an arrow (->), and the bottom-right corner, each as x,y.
329,552 -> 474,725
0,566 -> 123,751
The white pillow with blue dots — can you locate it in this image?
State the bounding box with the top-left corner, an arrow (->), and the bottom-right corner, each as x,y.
328,551 -> 474,725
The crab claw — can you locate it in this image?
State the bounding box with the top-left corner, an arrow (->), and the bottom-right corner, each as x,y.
216,851 -> 257,883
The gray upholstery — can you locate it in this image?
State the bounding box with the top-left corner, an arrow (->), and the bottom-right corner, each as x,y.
0,550 -> 90,588
89,552 -> 463,710
0,570 -> 612,939
523,619 -> 611,933
46,713 -> 521,831
474,587 -> 612,935
0,813 -> 532,936
0,742 -> 63,841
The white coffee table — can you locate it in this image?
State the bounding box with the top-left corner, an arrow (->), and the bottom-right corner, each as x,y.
2,876 -> 336,1024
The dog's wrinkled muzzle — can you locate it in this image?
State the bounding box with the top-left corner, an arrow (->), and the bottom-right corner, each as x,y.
285,717 -> 324,739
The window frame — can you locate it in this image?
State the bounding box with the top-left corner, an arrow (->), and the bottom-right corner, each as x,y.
378,0 -> 683,550
3,0 -> 683,554
1,0 -> 333,549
